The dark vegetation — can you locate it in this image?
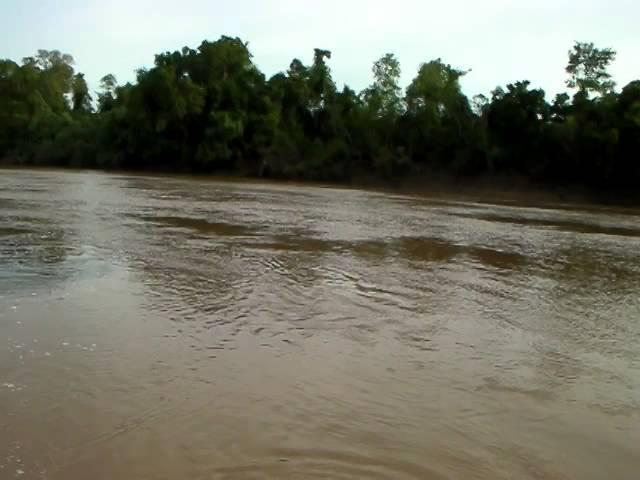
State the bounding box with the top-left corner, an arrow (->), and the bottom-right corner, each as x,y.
1,38 -> 639,193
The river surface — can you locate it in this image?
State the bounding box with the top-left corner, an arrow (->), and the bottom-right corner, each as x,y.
1,169 -> 639,480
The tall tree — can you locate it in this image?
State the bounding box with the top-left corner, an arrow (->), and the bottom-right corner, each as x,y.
566,42 -> 617,96
97,74 -> 118,112
23,50 -> 75,113
486,81 -> 549,174
308,49 -> 335,111
403,59 -> 473,171
405,59 -> 468,117
363,53 -> 403,118
72,73 -> 92,113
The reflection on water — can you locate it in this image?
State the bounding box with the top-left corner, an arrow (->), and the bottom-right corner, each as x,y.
1,170 -> 640,480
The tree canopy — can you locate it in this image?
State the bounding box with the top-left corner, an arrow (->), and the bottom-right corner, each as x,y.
1,39 -> 638,194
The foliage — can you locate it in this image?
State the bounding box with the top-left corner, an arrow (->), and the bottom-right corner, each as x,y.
566,42 -> 616,96
1,39 -> 638,193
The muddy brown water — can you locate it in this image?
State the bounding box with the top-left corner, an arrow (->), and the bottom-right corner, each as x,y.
1,169 -> 639,479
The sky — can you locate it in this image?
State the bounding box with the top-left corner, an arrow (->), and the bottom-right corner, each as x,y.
1,0 -> 638,98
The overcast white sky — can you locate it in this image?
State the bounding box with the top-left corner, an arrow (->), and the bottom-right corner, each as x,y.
1,0 -> 638,98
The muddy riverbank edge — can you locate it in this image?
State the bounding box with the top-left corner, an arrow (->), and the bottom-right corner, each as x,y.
2,164 -> 638,210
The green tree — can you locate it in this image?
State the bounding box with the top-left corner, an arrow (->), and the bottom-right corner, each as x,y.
363,53 -> 403,118
485,81 -> 549,175
72,73 -> 92,113
612,81 -> 640,187
403,59 -> 473,172
308,49 -> 335,111
97,74 -> 118,112
23,50 -> 75,113
405,59 -> 468,116
566,42 -> 617,96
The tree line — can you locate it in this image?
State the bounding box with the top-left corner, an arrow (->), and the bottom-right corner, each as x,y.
1,38 -> 639,192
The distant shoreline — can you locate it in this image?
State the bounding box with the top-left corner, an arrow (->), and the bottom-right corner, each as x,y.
3,40 -> 639,200
3,164 -> 639,211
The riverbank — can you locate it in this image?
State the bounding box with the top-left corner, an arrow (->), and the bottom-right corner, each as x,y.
2,164 -> 639,212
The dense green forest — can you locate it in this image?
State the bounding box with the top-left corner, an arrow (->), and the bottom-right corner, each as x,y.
1,37 -> 639,191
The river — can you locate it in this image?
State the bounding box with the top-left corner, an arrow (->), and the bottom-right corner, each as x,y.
1,169 -> 639,479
